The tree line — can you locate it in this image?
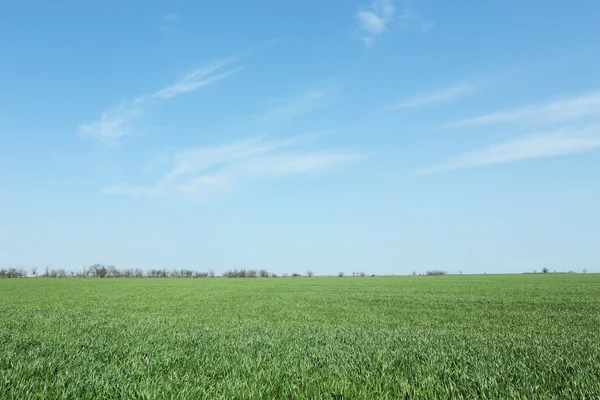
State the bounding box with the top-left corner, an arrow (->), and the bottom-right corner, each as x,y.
0,265 -> 316,279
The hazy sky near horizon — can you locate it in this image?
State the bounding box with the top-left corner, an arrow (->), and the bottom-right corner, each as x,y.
1,0 -> 600,275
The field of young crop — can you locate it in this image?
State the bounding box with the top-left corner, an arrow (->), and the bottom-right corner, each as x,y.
1,274 -> 599,399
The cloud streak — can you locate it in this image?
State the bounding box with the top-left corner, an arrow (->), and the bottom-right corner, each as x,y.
255,89 -> 332,125
417,127 -> 600,174
79,61 -> 243,145
103,135 -> 367,198
450,90 -> 600,128
393,81 -> 477,110
78,39 -> 291,145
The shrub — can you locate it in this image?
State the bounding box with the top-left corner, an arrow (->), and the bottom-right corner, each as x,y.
426,270 -> 447,276
0,268 -> 27,278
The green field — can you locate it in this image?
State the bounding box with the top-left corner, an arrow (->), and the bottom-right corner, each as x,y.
1,275 -> 599,399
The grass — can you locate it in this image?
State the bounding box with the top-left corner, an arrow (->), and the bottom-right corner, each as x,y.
1,274 -> 600,399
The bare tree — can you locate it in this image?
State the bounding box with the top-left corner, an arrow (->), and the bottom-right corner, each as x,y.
44,265 -> 50,278
209,269 -> 215,278
459,270 -> 463,275
583,268 -> 587,274
107,265 -> 119,278
32,267 -> 38,277
338,272 -> 344,277
306,270 -> 314,277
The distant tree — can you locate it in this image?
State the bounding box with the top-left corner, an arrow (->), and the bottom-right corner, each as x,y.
412,270 -> 417,276
338,272 -> 344,278
0,268 -> 26,278
426,270 -> 447,276
107,265 -> 119,278
95,264 -> 108,278
270,272 -> 277,278
542,267 -> 550,274
57,269 -> 67,278
259,269 -> 269,278
459,270 -> 463,275
44,265 -> 50,278
583,269 -> 588,274
359,271 -> 366,277
306,270 -> 314,277
208,269 -> 215,278
32,267 -> 38,277
533,270 -> 537,274
292,273 -> 301,277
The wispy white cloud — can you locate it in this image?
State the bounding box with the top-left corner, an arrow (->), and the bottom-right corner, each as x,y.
102,135 -> 367,198
163,13 -> 179,21
393,81 -> 477,110
451,90 -> 600,128
79,39 -> 290,145
78,60 -> 243,145
78,105 -> 145,144
255,89 -> 332,125
356,0 -> 395,46
356,0 -> 433,46
417,126 -> 600,174
151,64 -> 246,100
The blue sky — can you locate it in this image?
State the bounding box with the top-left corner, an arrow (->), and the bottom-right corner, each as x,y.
2,0 -> 600,275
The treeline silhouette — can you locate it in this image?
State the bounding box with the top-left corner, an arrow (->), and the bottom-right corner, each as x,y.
0,265 -> 285,279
